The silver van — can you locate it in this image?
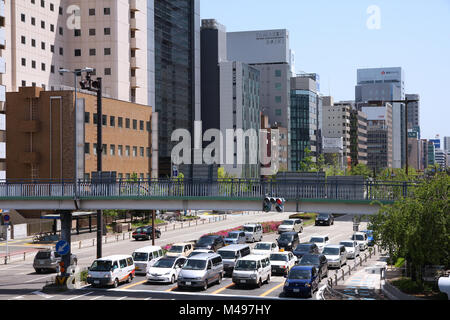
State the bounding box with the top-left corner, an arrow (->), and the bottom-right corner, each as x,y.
132,246 -> 164,275
177,253 -> 224,291
242,224 -> 263,243
217,244 -> 251,275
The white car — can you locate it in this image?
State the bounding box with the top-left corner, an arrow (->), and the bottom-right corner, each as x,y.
252,242 -> 279,255
339,240 -> 360,259
351,232 -> 369,251
278,219 -> 303,234
269,251 -> 297,276
146,256 -> 187,284
309,235 -> 330,253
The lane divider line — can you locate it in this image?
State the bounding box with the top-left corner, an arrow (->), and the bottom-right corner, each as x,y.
212,283 -> 234,295
66,291 -> 94,300
120,279 -> 147,290
259,282 -> 285,297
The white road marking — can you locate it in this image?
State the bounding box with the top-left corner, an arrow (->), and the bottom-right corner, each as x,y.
117,296 -> 127,300
90,295 -> 104,300
9,296 -> 25,300
66,291 -> 94,300
144,297 -> 152,300
24,274 -> 54,283
32,291 -> 53,299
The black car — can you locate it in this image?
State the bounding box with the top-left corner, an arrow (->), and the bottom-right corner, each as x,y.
194,235 -> 225,252
132,226 -> 161,241
297,254 -> 329,280
276,232 -> 300,251
293,243 -> 319,259
315,213 -> 334,226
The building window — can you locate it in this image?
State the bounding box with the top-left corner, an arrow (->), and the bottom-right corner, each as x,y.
140,121 -> 144,131
50,24 -> 54,32
22,81 -> 26,87
85,112 -> 90,123
118,145 -> 123,156
89,48 -> 96,56
133,119 -> 137,130
74,29 -> 81,36
31,17 -> 36,25
275,83 -> 282,90
104,68 -> 111,75
74,49 -> 81,56
275,96 -> 282,103
104,8 -> 111,15
93,144 -> 97,155
41,21 -> 45,29
89,8 -> 95,16
21,14 -> 26,22
31,39 -> 36,47
41,63 -> 46,71
110,145 -> 115,156
110,116 -> 115,127
41,42 -> 45,50
50,3 -> 54,11
104,28 -> 111,35
133,147 -> 137,157
85,143 -> 90,154
275,70 -> 282,77
21,58 -> 26,66
118,117 -> 123,128
51,45 -> 55,53
59,27 -> 63,35
102,115 -> 107,126
21,36 -> 26,44
102,144 -> 107,156
41,0 -> 45,8
146,121 -> 151,132
89,28 -> 96,36
140,147 -> 144,157
275,109 -> 282,116
104,48 -> 111,55
147,148 -> 151,158
125,118 -> 130,129
126,146 -> 130,157
93,114 -> 98,125
32,60 -> 36,69
59,6 -> 62,15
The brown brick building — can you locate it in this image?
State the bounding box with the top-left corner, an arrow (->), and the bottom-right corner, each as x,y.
6,87 -> 157,181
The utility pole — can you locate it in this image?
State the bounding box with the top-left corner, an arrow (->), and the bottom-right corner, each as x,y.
80,74 -> 104,259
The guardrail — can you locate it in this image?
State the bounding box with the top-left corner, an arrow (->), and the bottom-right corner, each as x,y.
0,179 -> 418,202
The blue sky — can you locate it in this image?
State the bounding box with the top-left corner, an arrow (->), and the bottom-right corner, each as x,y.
201,0 -> 450,141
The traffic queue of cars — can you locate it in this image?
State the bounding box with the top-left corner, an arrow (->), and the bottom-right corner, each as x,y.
80,219 -> 373,298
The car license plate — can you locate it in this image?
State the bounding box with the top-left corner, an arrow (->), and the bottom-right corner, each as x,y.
94,281 -> 99,284
293,289 -> 300,293
186,282 -> 191,286
40,261 -> 44,265
240,280 -> 246,283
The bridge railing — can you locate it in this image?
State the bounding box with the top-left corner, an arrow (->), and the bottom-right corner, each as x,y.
0,179 -> 418,202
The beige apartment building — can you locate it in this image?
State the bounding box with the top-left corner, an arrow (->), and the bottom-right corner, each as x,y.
4,0 -> 150,105
0,0 -> 5,180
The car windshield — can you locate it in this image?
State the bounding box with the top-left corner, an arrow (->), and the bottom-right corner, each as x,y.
318,214 -> 329,219
235,260 -> 257,270
270,254 -> 288,262
289,269 -> 312,280
218,251 -> 237,259
183,259 -> 206,270
340,242 -> 354,248
282,220 -> 294,225
36,251 -> 51,259
295,244 -> 312,251
323,247 -> 340,255
136,228 -> 145,233
188,251 -> 207,258
243,226 -> 255,232
132,252 -> 149,262
299,255 -> 320,265
90,260 -> 113,272
169,246 -> 184,253
310,237 -> 324,243
227,233 -> 239,239
197,237 -> 214,245
279,234 -> 294,241
254,243 -> 271,250
351,234 -> 365,241
152,258 -> 176,269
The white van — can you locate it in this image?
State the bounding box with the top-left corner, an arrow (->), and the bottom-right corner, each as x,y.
232,254 -> 271,288
132,246 -> 164,275
87,255 -> 135,288
242,224 -> 263,243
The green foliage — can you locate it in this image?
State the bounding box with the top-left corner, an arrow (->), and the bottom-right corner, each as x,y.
370,173 -> 450,283
350,163 -> 372,179
298,147 -> 316,172
395,258 -> 406,268
392,278 -> 424,294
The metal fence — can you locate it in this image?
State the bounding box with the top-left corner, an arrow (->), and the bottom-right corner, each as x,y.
0,179 -> 419,202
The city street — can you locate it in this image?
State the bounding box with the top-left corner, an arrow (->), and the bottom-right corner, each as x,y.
0,213 -> 368,301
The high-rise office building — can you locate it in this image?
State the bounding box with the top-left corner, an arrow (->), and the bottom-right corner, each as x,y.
444,136 -> 450,152
0,0 -> 5,181
434,149 -> 447,168
405,94 -> 420,129
350,109 -> 368,166
154,0 -> 200,178
361,103 -> 393,171
356,67 -> 405,169
4,0 -> 150,105
227,29 -> 292,170
290,75 -> 318,171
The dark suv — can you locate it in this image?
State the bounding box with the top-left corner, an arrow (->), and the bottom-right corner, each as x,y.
194,235 -> 225,252
33,249 -> 77,274
132,226 -> 161,241
298,254 -> 329,280
293,243 -> 319,259
315,213 -> 334,226
276,232 -> 300,251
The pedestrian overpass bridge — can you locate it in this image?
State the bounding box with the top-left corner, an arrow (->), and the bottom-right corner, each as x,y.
0,179 -> 416,215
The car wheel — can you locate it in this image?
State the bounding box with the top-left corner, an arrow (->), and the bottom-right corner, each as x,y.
266,275 -> 271,284
35,269 -> 40,274
217,274 -> 222,285
171,275 -> 175,284
203,280 -> 208,291
257,278 -> 263,288
113,278 -> 119,288
127,274 -> 132,283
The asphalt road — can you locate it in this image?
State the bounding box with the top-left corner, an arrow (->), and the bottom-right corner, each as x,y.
0,213 -> 368,301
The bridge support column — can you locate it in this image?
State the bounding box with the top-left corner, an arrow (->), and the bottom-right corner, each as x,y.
60,211 -> 72,277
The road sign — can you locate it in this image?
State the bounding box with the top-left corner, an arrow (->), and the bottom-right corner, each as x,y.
3,214 -> 10,223
55,240 -> 70,255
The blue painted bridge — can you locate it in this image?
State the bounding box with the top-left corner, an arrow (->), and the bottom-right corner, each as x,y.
0,179 -> 417,215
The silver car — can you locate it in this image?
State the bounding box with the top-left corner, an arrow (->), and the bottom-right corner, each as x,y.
339,240 -> 360,259
177,253 -> 224,291
322,245 -> 347,269
33,249 -> 77,273
223,231 -> 247,245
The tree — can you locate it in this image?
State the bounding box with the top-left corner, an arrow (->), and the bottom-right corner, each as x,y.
325,153 -> 345,177
350,163 -> 372,179
369,172 -> 450,283
298,147 -> 316,172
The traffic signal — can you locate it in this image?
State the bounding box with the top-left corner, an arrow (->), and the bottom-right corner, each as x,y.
263,197 -> 272,212
275,198 -> 285,212
59,261 -> 65,274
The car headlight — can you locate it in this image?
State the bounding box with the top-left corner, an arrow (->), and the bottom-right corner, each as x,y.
87,274 -> 92,278
104,274 -> 111,278
250,274 -> 257,279
164,271 -> 171,275
284,281 -> 289,287
305,283 -> 311,288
